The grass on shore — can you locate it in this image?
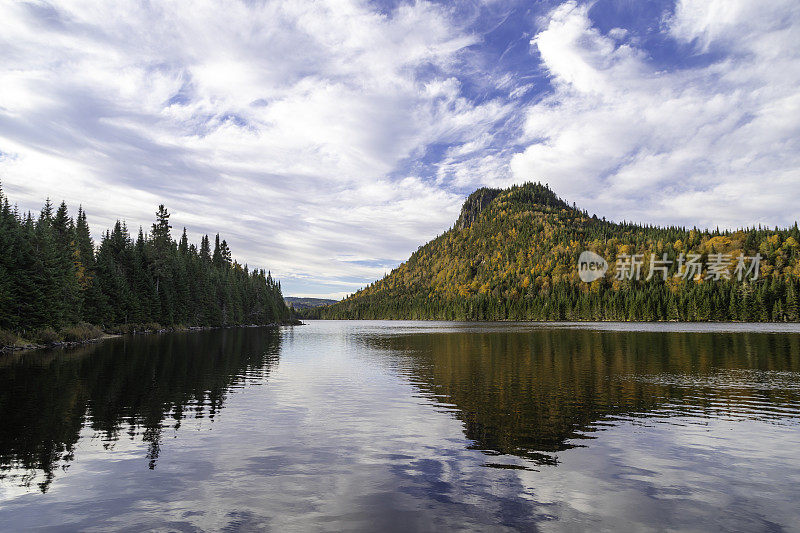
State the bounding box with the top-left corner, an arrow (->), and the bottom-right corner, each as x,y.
2,320 -> 301,351
1,322 -> 106,348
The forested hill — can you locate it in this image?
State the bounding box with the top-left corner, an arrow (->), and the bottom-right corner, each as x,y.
0,185 -> 291,344
319,182 -> 800,322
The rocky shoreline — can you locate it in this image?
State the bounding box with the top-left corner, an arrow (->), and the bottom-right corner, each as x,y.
0,319 -> 304,354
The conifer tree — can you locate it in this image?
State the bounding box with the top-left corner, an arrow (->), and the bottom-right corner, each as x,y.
51,201 -> 81,325
0,187 -> 13,327
34,203 -> 64,327
149,205 -> 172,296
15,214 -> 49,330
787,282 -> 799,321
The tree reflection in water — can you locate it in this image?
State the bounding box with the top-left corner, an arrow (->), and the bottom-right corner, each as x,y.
0,328 -> 282,492
360,328 -> 800,463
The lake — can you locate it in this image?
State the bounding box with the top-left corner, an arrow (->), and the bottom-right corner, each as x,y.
1,321 -> 800,532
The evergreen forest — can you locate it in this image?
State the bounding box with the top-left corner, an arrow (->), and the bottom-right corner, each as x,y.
0,185 -> 290,346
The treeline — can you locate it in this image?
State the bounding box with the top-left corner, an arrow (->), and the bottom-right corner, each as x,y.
319,182 -> 800,322
0,185 -> 290,343
316,280 -> 799,322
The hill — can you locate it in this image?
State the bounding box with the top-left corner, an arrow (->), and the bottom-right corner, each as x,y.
319,182 -> 800,322
285,297 -> 338,310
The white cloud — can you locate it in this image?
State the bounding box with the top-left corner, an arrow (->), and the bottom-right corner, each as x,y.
0,0 -> 511,297
511,0 -> 800,229
2,0 -> 799,297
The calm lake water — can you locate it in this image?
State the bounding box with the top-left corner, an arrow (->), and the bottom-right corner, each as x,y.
1,320 -> 800,532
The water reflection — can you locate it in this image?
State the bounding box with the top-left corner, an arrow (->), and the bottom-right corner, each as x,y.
361,328 -> 800,463
0,328 -> 281,492
1,322 -> 799,531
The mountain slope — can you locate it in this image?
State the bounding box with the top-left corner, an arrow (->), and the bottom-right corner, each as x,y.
320,182 -> 800,321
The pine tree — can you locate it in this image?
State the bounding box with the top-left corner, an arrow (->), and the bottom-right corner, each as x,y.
786,282 -> 799,321
15,214 -> 49,330
52,201 -> 81,325
75,207 -> 110,323
773,301 -> 784,322
149,205 -> 173,296
667,296 -> 679,321
212,234 -> 222,268
219,239 -> 232,266
95,225 -> 134,324
200,235 -> 211,262
0,187 -> 14,328
35,204 -> 65,327
178,228 -> 189,256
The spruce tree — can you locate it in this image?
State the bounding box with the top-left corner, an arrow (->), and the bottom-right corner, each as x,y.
667,296 -> 679,321
15,214 -> 49,330
212,234 -> 222,268
35,204 -> 64,327
52,202 -> 81,325
149,205 -> 173,296
200,235 -> 211,262
786,282 -> 798,321
0,188 -> 13,328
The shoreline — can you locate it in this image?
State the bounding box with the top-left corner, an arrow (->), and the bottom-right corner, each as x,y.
302,318 -> 800,334
307,317 -> 800,325
0,319 -> 304,355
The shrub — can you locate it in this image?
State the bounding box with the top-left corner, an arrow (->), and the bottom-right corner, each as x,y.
0,329 -> 18,347
60,322 -> 104,342
31,328 -> 62,345
105,324 -> 131,335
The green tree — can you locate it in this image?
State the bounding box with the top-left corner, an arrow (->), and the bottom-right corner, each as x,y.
787,282 -> 799,321
149,205 -> 173,296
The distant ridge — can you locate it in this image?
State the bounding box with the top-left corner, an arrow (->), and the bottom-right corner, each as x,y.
317,182 -> 800,322
285,297 -> 338,310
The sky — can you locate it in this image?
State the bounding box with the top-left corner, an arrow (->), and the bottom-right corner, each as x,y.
1,0 -> 799,299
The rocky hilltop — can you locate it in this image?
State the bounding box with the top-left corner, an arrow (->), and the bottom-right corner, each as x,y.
319,182 -> 800,321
